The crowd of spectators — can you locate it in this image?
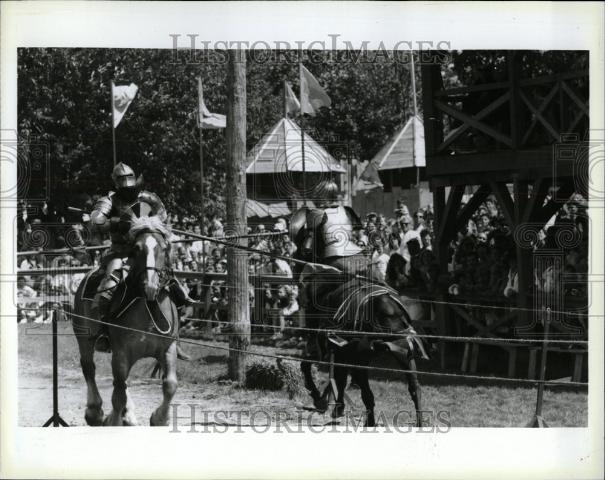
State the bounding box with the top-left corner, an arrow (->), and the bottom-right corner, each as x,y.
168,214 -> 300,338
356,193 -> 589,306
17,190 -> 589,330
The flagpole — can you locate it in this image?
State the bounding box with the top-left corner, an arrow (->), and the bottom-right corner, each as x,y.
299,62 -> 307,206
410,52 -> 419,187
111,81 -> 117,166
283,80 -> 288,118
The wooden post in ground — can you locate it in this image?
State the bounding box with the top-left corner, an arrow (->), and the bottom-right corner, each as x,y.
225,49 -> 250,382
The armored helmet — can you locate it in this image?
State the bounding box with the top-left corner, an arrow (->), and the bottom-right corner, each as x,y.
111,162 -> 137,189
315,179 -> 340,205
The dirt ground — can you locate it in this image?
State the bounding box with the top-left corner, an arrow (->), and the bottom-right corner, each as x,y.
18,322 -> 588,428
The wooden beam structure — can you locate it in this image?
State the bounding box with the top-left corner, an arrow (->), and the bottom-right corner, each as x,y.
422,51 -> 588,374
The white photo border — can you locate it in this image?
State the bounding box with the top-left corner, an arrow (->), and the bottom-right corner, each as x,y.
1,1 -> 603,479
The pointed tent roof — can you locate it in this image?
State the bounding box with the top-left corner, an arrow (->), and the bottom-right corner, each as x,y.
246,199 -> 291,219
353,161 -> 383,193
373,115 -> 425,170
246,117 -> 345,174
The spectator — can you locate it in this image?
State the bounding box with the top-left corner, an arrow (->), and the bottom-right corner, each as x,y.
398,215 -> 420,262
413,210 -> 425,233
17,277 -> 42,324
420,229 -> 432,251
371,239 -> 390,283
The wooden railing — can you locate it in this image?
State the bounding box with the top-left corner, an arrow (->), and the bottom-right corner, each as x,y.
423,52 -> 589,156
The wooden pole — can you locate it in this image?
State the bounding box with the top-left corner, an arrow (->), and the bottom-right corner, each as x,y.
198,77 -> 206,275
410,52 -> 418,115
225,49 -> 249,382
198,77 -> 205,226
111,81 -> 117,166
410,52 -> 420,187
299,62 -> 307,205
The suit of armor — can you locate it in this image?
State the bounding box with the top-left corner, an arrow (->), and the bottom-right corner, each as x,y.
294,202 -> 371,279
91,189 -> 167,308
90,163 -> 167,315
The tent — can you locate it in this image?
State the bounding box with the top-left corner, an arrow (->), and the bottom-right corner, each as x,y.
246,117 -> 346,174
245,199 -> 290,219
372,115 -> 425,170
353,160 -> 383,193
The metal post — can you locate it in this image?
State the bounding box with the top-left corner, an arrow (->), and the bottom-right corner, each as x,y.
528,307 -> 550,428
43,306 -> 68,427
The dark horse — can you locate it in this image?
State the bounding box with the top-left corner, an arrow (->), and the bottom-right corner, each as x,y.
72,216 -> 179,426
291,207 -> 427,427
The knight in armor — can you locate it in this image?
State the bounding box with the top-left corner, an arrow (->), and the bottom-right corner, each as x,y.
305,179 -> 372,279
90,162 -> 193,352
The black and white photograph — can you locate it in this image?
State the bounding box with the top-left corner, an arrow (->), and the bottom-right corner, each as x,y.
1,2 -> 603,479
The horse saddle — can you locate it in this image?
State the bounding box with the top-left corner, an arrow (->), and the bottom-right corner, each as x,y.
81,266 -> 131,320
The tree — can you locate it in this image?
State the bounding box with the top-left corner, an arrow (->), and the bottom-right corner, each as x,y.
17,48 -> 423,218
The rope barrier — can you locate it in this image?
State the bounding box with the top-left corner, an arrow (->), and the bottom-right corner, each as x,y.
17,244 -> 110,256
175,230 -> 288,242
180,316 -> 588,345
63,310 -> 588,388
16,265 -> 590,319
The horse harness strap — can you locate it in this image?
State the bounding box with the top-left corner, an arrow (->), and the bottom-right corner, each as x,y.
327,283 -> 428,360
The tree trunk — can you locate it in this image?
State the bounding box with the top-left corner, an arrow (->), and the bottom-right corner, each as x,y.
225,49 -> 249,382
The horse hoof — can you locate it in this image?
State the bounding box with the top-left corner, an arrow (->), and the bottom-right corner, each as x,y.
150,412 -> 167,427
103,411 -> 122,426
85,408 -> 104,426
123,412 -> 138,426
331,404 -> 345,419
313,397 -> 328,413
364,412 -> 376,427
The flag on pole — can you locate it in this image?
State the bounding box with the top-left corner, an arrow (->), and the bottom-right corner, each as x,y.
360,161 -> 383,187
112,82 -> 138,128
285,82 -> 300,116
198,77 -> 226,129
300,64 -> 331,116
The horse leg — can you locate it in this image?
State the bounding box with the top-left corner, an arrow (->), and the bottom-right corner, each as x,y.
393,352 -> 423,428
79,343 -> 104,426
300,359 -> 328,412
122,388 -> 138,426
150,341 -> 178,426
105,351 -> 131,426
351,367 -> 375,427
300,333 -> 329,412
330,365 -> 348,419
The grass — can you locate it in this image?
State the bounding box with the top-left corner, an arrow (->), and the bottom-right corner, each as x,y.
18,322 -> 587,427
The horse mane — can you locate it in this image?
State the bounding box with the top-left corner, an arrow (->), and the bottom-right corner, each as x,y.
129,215 -> 172,241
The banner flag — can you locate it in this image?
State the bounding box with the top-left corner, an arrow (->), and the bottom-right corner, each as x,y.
285,81 -> 300,116
112,82 -> 138,128
198,77 -> 226,129
300,64 -> 331,116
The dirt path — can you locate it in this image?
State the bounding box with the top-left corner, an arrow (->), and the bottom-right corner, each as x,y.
18,323 -> 588,428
